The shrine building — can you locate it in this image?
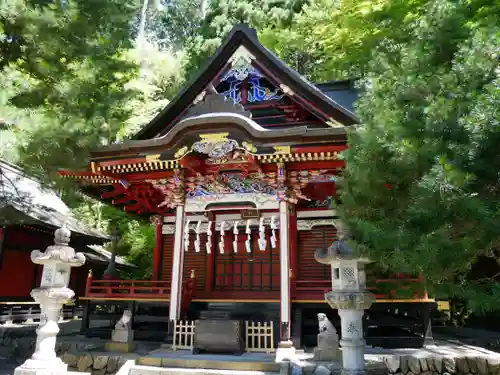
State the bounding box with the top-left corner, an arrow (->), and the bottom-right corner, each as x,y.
0,159 -> 120,322
60,25 -> 435,349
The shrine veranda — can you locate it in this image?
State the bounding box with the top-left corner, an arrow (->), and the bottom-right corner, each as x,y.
60,24 -> 436,349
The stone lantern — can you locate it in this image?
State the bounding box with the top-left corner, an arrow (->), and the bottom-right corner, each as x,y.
15,225 -> 86,375
314,221 -> 375,375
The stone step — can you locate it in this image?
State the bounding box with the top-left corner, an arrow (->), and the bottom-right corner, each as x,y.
137,355 -> 280,373
129,365 -> 280,375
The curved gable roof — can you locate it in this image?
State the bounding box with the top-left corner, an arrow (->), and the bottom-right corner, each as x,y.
0,159 -> 108,242
133,24 -> 359,141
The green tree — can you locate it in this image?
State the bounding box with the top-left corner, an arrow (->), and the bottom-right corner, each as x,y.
0,0 -> 184,278
337,0 -> 500,312
75,200 -> 155,279
1,0 -> 140,112
1,0 -> 185,196
143,0 -> 205,51
0,0 -> 141,185
260,0 -> 428,82
184,0 -> 308,78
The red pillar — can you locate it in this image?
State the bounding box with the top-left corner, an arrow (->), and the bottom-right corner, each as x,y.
205,212 -> 216,293
289,207 -> 298,299
150,215 -> 163,281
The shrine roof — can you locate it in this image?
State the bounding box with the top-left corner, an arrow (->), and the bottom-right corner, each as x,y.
86,245 -> 135,267
315,80 -> 359,115
0,159 -> 108,243
91,108 -> 347,157
133,24 -> 359,141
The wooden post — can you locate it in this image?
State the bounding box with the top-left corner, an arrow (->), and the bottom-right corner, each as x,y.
278,200 -> 293,348
80,300 -> 90,335
150,215 -> 164,281
205,212 -> 216,293
422,303 -> 434,346
169,205 -> 186,324
289,207 -> 298,299
85,269 -> 93,297
291,305 -> 302,348
0,226 -> 5,269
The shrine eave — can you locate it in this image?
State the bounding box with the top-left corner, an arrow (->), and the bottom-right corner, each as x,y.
133,24 -> 359,141
90,112 -> 347,159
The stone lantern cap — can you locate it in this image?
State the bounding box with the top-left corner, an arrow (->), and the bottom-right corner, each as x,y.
314,239 -> 371,265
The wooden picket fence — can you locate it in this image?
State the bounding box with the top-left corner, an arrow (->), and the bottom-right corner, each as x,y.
172,320 -> 275,352
172,320 -> 195,350
245,321 -> 275,353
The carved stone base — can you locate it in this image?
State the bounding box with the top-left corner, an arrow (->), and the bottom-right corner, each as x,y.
15,357 -> 67,375
341,369 -> 366,375
313,346 -> 342,361
111,328 -> 134,344
275,341 -> 296,362
105,341 -> 135,353
325,291 -> 375,310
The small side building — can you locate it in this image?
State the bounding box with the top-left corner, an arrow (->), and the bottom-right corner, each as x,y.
0,159 -> 114,322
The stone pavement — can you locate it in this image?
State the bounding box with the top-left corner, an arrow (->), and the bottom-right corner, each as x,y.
291,340 -> 500,375
2,323 -> 500,375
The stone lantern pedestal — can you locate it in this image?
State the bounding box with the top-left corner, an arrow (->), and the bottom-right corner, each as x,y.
325,291 -> 374,375
15,226 -> 85,375
315,225 -> 375,375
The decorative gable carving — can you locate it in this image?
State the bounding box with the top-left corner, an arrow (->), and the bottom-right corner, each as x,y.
218,63 -> 284,104
133,24 -> 357,141
181,93 -> 252,120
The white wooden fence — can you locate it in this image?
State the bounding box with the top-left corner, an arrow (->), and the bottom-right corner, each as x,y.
245,321 -> 275,353
172,320 -> 195,350
172,320 -> 275,352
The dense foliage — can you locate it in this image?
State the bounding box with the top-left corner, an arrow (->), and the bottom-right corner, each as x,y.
260,0 -> 428,80
336,0 -> 500,311
183,0 -> 307,78
0,0 -> 155,277
1,0 -> 140,182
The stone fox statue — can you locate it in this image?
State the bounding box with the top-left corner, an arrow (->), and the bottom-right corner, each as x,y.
114,310 -> 132,330
111,309 -> 134,345
314,313 -> 340,361
317,313 -> 336,334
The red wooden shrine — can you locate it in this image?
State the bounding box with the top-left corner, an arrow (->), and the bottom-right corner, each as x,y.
60,25 -> 434,348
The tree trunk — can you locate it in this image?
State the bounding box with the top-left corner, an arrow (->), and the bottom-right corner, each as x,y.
137,0 -> 149,49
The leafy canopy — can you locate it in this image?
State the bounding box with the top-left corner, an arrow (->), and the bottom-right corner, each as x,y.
0,0 -> 141,184
260,0 -> 428,81
184,0 -> 308,78
0,0 -> 185,277
337,0 -> 500,311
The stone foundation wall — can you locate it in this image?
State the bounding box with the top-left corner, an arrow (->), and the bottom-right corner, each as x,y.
0,331 -> 126,375
0,326 -> 80,364
61,353 -> 129,375
0,323 -> 125,375
383,355 -> 500,375
289,359 -> 386,375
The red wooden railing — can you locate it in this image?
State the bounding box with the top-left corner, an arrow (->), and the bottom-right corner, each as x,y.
85,269 -> 197,308
85,278 -> 170,298
85,270 -> 426,302
294,277 -> 427,300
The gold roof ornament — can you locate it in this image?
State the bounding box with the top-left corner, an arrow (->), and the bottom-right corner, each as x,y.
273,146 -> 291,154
198,133 -> 230,142
174,146 -> 189,159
